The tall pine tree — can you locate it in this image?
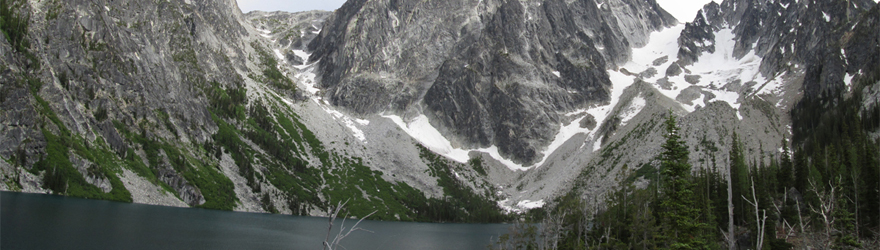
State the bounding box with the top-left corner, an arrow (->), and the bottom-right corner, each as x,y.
778,136 -> 793,193
659,112 -> 710,249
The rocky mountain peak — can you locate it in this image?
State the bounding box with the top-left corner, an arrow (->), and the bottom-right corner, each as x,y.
306,0 -> 676,164
671,0 -> 876,97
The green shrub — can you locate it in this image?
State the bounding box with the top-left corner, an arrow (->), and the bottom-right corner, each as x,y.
469,157 -> 486,176
94,107 -> 108,121
0,0 -> 30,52
207,81 -> 247,120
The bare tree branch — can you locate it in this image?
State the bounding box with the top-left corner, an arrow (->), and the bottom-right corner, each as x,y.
323,199 -> 376,250
742,177 -> 767,250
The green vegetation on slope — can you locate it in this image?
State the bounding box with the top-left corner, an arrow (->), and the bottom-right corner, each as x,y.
251,42 -> 296,92
0,0 -> 30,52
26,77 -> 132,202
205,88 -> 508,222
417,145 -> 510,223
114,117 -> 237,210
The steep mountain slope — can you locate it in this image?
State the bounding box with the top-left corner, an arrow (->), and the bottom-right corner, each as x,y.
0,0 -> 510,220
1,0 -> 256,207
307,0 -> 676,165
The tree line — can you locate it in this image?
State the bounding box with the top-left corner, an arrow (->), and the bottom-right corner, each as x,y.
492,107 -> 880,249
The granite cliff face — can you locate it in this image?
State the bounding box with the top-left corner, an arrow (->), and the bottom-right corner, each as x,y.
307,0 -> 676,164
0,0 -> 254,206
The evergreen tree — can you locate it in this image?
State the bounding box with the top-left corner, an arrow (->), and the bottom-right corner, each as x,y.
659,112 -> 709,249
793,147 -> 809,194
729,133 -> 750,226
778,136 -> 794,193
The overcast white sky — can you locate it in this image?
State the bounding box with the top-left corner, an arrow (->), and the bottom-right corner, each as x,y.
236,0 -> 878,22
236,0 -> 714,20
656,0 -> 716,22
236,0 -> 347,13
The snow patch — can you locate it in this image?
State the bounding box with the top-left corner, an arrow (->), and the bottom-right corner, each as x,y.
757,74 -> 786,95
382,114 -> 472,164
619,96 -> 646,127
587,69 -> 637,140
475,146 -> 527,171
292,50 -> 311,66
498,198 -> 546,213
621,25 -> 685,76
281,49 -> 369,144
527,114 -> 595,168
272,49 -> 286,65
608,25 -> 748,113
552,71 -> 561,78
517,200 -> 545,209
658,29 -> 758,111
322,107 -> 368,143
256,28 -> 273,38
384,112 -> 591,171
580,26 -> 686,150
592,136 -> 604,152
844,73 -> 854,92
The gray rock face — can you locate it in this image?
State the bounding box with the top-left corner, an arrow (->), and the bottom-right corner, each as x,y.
70,154 -> 112,193
675,8 -> 716,66
156,150 -> 205,206
307,0 -> 675,164
844,4 -> 880,83
0,0 -> 257,204
674,0 -> 876,97
0,76 -> 46,168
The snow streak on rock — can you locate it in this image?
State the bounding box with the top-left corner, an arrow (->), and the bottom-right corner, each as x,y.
288,51 -> 369,143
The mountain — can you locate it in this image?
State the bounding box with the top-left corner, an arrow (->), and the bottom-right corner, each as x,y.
1,0 -> 879,220
308,0 -> 676,165
0,0 -> 496,219
565,0 -> 880,199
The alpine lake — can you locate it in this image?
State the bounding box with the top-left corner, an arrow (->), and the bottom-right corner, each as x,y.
1,191 -> 512,250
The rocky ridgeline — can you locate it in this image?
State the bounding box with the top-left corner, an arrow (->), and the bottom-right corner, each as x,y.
674,0 -> 876,96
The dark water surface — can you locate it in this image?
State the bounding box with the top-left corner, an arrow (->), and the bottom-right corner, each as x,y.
1,192 -> 511,250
